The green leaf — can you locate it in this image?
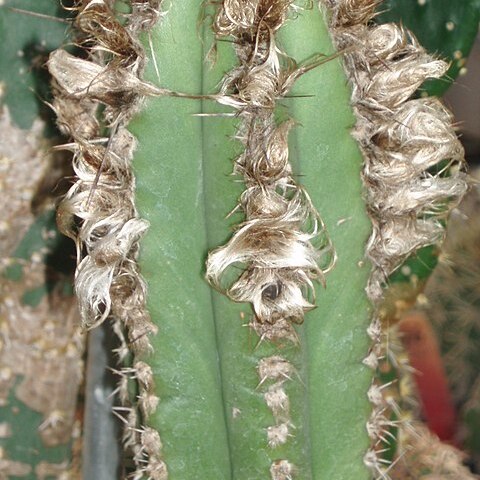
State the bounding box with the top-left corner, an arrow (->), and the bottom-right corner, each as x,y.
377,0 -> 480,96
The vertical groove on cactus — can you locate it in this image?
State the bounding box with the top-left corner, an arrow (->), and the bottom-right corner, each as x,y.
325,0 -> 468,476
204,1 -> 337,472
47,1 -> 165,477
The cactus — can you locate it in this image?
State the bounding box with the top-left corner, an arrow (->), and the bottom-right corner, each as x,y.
378,0 -> 480,96
1,0 -> 479,479
0,2 -> 83,478
0,108 -> 82,478
129,4 -> 370,478
421,181 -> 480,470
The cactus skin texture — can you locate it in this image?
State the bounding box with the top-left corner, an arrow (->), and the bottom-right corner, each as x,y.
0,3 -> 82,478
23,1 -> 472,480
129,1 -> 373,479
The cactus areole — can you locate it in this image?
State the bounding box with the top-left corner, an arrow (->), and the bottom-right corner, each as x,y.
47,0 -> 467,478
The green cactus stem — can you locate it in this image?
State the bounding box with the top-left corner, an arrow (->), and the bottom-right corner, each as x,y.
129,1 -> 372,478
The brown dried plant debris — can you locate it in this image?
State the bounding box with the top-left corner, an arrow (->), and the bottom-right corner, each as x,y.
203,0 -> 336,470
325,0 -> 468,477
48,0 -> 164,477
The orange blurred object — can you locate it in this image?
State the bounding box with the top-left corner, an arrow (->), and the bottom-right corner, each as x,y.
399,312 -> 457,443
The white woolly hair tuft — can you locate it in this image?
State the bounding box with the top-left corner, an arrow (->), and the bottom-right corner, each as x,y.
325,0 -> 468,477
206,0 -> 336,340
48,1 -> 165,478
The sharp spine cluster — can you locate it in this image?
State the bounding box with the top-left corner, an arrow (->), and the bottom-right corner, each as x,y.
258,356 -> 294,449
325,0 -> 468,476
48,1 -> 165,478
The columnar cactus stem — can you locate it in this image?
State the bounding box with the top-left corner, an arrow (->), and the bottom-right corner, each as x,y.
45,0 -> 469,478
128,0 -> 375,477
326,0 -> 468,475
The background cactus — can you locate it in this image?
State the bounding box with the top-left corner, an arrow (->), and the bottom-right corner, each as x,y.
420,180 -> 480,471
0,2 -> 83,477
0,1 -> 479,479
378,0 -> 480,96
